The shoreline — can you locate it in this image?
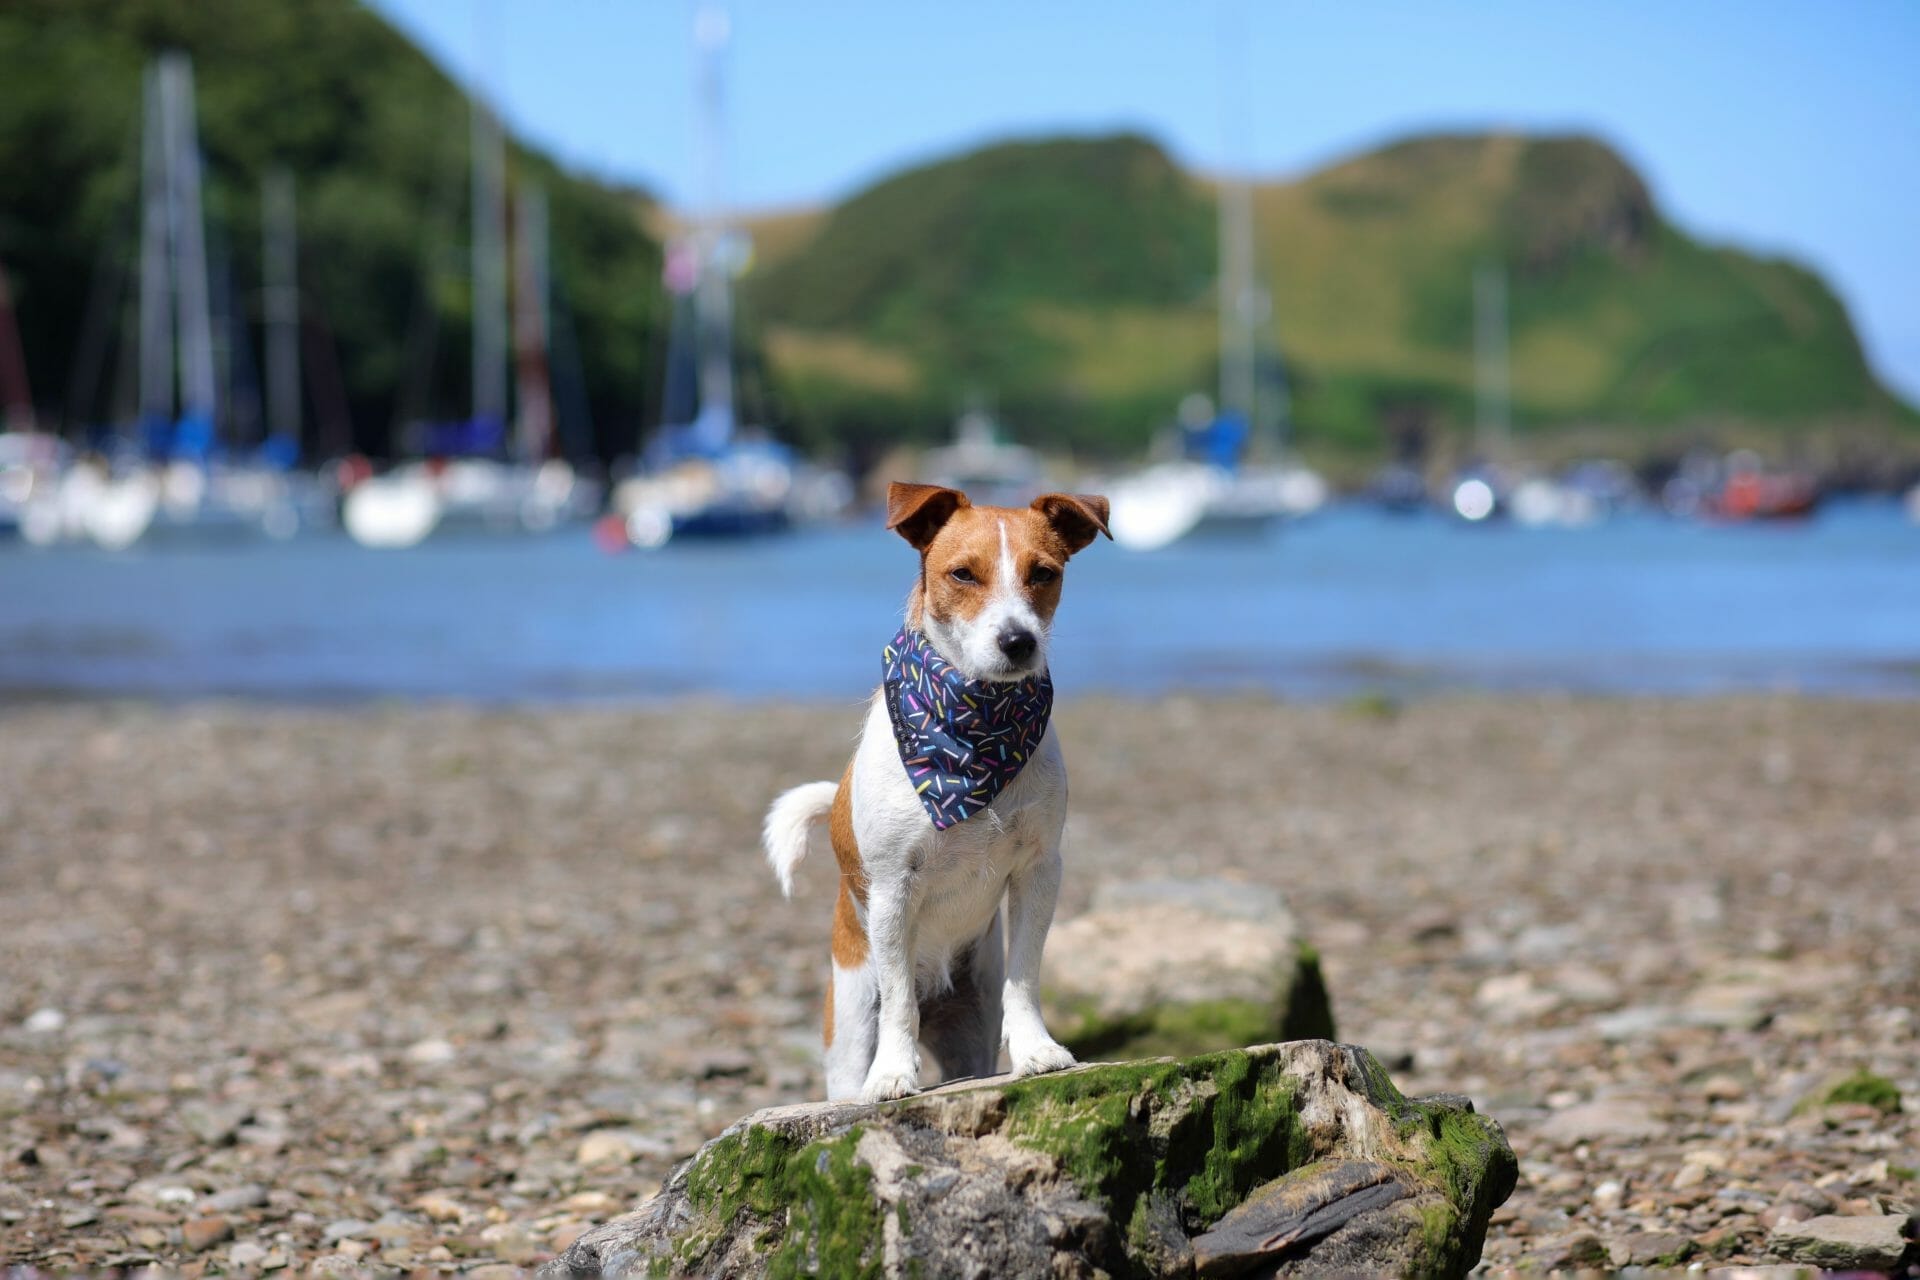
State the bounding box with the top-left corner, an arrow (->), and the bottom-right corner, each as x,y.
4,664 -> 1920,710
3,695 -> 1915,1271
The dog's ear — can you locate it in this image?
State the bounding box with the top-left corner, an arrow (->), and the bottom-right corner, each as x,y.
886,482 -> 970,551
1030,492 -> 1111,556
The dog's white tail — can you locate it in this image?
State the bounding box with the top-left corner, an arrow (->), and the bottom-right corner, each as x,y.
762,780 -> 837,898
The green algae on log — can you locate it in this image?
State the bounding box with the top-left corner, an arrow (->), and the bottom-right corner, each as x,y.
542,1041 -> 1516,1280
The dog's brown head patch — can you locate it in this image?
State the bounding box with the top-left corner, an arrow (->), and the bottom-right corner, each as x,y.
887,483 -> 1109,634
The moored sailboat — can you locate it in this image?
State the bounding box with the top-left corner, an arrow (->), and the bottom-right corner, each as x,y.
342,91 -> 591,549
608,2 -> 811,549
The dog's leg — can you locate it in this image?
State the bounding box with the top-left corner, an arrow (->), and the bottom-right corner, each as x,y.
971,911 -> 1005,1075
859,876 -> 924,1101
1001,846 -> 1076,1078
823,960 -> 878,1102
918,921 -> 1003,1082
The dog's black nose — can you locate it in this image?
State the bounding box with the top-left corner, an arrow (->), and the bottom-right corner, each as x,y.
997,628 -> 1038,664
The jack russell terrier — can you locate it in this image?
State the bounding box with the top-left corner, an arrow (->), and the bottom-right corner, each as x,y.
761,482 -> 1111,1102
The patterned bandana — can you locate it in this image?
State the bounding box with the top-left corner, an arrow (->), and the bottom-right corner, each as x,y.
882,626 -> 1053,831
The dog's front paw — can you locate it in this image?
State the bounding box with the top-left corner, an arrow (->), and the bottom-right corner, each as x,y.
860,1069 -> 921,1102
1010,1039 -> 1077,1079
860,1054 -> 922,1102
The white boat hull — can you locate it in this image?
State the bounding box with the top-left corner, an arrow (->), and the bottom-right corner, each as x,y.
1107,461 -> 1326,551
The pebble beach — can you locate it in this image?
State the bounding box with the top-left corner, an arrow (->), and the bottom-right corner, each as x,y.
2,695 -> 1915,1273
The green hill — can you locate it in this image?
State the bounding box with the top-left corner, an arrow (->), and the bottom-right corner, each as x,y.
746,132 -> 1913,464
0,0 -> 663,461
5,3 -> 1907,472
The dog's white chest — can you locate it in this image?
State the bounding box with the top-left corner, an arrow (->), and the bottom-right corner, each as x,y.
850,693 -> 1066,959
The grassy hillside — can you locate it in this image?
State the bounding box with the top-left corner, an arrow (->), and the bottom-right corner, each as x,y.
744,131 -> 1913,463
6,1 -> 1905,472
0,0 -> 663,461
747,134 -> 1216,454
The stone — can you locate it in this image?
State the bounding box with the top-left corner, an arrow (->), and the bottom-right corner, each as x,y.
132,1178 -> 199,1207
404,1037 -> 457,1066
479,1221 -> 541,1265
228,1241 -> 269,1268
1608,1229 -> 1694,1267
1473,972 -> 1563,1023
1777,1180 -> 1838,1213
541,1041 -> 1515,1280
366,1218 -> 427,1246
1041,879 -> 1336,1060
23,1007 -> 65,1034
107,1205 -> 179,1226
563,1192 -> 617,1214
575,1128 -> 669,1166
1769,1213 -> 1911,1271
178,1102 -> 249,1145
1537,1097 -> 1662,1143
412,1191 -> 468,1223
1758,1201 -> 1815,1232
78,1116 -> 149,1151
1526,1230 -> 1608,1271
203,1184 -> 269,1213
181,1215 -> 234,1251
692,1047 -> 757,1080
1700,1073 -> 1749,1101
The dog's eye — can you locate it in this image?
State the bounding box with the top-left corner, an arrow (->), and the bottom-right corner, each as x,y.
1029,566 -> 1059,585
948,566 -> 978,584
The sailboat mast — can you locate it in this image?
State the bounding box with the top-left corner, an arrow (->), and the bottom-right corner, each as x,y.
511,182 -> 553,463
692,2 -> 735,446
1216,0 -> 1261,458
1217,172 -> 1257,438
162,52 -> 218,442
262,168 -> 301,452
470,94 -> 509,437
1473,262 -> 1510,459
138,62 -> 174,436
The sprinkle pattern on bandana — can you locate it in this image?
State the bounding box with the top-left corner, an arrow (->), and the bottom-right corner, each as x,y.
882,626 -> 1053,831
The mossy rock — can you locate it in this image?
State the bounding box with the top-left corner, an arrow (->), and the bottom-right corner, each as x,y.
1042,879 -> 1338,1061
1818,1070 -> 1902,1114
1052,946 -> 1337,1062
542,1041 -> 1515,1279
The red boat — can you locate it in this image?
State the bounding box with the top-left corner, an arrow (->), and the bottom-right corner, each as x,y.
1710,469 -> 1821,521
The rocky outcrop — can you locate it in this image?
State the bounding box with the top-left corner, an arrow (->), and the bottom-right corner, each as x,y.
1769,1214 -> 1914,1272
1042,879 -> 1336,1061
541,1041 -> 1515,1279
1504,135 -> 1656,270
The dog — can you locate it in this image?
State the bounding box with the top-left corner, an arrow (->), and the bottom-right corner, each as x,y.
761,482 -> 1110,1102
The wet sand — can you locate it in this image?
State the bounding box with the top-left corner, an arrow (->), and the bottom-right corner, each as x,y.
2,695 -> 1915,1272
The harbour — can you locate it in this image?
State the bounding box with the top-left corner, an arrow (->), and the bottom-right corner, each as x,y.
4,500 -> 1915,703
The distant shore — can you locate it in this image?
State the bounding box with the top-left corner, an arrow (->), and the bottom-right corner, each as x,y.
2,695 -> 1915,1272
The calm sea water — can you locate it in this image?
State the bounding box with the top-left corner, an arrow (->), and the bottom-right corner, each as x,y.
2,502 -> 1916,702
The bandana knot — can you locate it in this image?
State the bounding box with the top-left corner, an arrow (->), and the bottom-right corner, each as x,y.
882,626 -> 1053,830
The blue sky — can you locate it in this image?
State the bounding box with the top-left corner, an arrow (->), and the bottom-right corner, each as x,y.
370,1 -> 1920,404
